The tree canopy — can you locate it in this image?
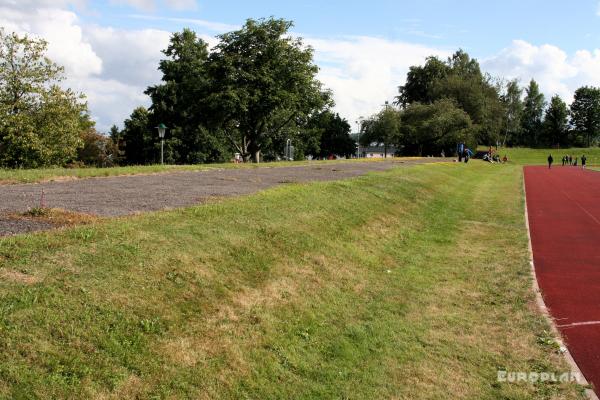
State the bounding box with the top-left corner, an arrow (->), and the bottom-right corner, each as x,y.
205,18 -> 331,162
570,86 -> 600,147
0,28 -> 90,167
542,95 -> 569,147
396,50 -> 503,147
399,99 -> 473,156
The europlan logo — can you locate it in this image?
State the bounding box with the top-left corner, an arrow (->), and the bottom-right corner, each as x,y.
497,370 -> 581,384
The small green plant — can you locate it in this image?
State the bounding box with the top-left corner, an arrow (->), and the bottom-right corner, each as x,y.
24,207 -> 50,217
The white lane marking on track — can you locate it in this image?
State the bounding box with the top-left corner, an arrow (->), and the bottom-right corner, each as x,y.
557,321 -> 600,328
560,188 -> 600,226
543,170 -> 600,226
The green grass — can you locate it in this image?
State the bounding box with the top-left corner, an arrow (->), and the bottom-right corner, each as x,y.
490,147 -> 600,165
0,163 -> 585,399
0,158 -> 390,185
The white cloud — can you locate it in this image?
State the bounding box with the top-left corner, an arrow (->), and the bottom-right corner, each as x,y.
84,25 -> 170,87
164,0 -> 197,11
308,36 -> 449,126
130,14 -> 238,33
109,0 -> 156,11
483,40 -> 600,103
0,6 -> 102,79
109,0 -> 198,11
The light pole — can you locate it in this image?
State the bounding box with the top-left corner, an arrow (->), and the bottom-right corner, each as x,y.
156,123 -> 167,165
285,139 -> 292,161
355,117 -> 363,158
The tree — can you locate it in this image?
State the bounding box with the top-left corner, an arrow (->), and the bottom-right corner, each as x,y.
121,107 -> 154,165
145,29 -> 229,164
361,106 -> 401,157
0,29 -> 89,167
309,111 -> 355,158
77,128 -> 119,167
397,56 -> 448,107
206,18 -> 330,163
500,79 -> 524,146
521,79 -> 546,147
542,95 -> 569,147
397,50 -> 503,146
570,86 -> 600,147
399,99 -> 473,156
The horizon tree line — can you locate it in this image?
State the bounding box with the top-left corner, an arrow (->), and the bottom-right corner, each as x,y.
2,20 -> 600,168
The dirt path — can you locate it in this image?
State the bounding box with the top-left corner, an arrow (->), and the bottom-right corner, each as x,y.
525,165 -> 600,396
0,159 -> 442,236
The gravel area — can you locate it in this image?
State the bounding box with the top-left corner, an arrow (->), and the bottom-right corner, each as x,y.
0,159 -> 443,236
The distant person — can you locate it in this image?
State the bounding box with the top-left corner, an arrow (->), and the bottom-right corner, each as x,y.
441,149 -> 445,158
548,154 -> 553,169
569,155 -> 573,165
562,156 -> 566,166
582,155 -> 587,169
574,157 -> 578,166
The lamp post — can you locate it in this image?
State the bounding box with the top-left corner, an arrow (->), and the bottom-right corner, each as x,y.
156,123 -> 167,165
355,117 -> 363,159
285,139 -> 292,161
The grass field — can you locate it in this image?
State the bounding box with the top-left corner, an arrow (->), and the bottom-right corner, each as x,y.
490,147 -> 600,166
0,163 -> 585,399
0,158 -> 390,185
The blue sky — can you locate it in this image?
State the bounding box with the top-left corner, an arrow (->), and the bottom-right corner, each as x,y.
85,0 -> 600,56
2,0 -> 600,131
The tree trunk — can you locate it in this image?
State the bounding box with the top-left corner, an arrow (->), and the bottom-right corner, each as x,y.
254,150 -> 260,164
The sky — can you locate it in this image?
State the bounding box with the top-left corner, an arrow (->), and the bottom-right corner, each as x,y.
1,0 -> 600,132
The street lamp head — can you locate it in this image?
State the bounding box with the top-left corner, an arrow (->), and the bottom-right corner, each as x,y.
156,123 -> 167,138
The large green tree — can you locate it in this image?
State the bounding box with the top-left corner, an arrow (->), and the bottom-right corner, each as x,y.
121,107 -> 155,165
205,18 -> 330,162
570,86 -> 600,147
397,56 -> 448,107
521,79 -> 546,147
500,79 -> 524,146
399,99 -> 473,156
300,110 -> 355,158
396,50 -> 503,146
145,29 -> 229,164
542,95 -> 569,147
0,29 -> 90,167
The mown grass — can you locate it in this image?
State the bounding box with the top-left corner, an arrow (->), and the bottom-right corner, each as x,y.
0,158 -> 390,185
490,147 -> 600,166
0,163 -> 586,399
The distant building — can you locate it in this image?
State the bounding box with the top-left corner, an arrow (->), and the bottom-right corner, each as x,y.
361,145 -> 398,158
350,134 -> 399,158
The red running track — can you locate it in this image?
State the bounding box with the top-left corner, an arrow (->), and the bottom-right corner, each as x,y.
525,165 -> 600,393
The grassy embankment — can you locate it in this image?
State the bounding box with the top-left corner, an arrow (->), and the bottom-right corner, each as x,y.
0,158 -> 392,185
0,163 -> 586,399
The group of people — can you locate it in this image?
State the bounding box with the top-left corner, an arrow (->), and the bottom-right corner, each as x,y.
457,142 -> 473,163
547,154 -> 587,169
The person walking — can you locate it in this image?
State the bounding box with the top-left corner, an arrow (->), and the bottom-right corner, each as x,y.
548,154 -> 554,169
569,155 -> 573,165
582,154 -> 587,169
562,156 -> 566,166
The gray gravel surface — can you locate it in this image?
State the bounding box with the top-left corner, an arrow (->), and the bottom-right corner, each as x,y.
0,159 -> 444,236
0,216 -> 54,237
